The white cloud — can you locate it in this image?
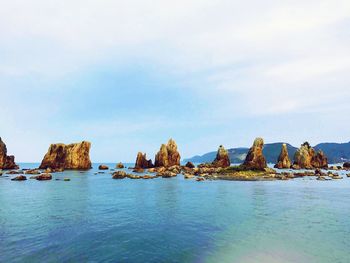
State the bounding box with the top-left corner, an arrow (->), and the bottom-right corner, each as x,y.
1,0 -> 350,160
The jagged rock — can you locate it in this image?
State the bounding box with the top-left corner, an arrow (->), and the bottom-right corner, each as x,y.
116,162 -> 124,169
135,152 -> 153,169
185,161 -> 195,169
212,145 -> 230,168
0,138 -> 18,170
155,139 -> 181,167
133,168 -> 144,173
98,165 -> 109,170
242,138 -> 267,170
36,173 -> 52,181
274,144 -> 291,169
293,142 -> 328,169
39,141 -> 92,170
112,171 -> 127,179
11,175 -> 27,181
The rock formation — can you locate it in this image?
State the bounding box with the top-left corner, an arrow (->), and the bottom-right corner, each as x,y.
0,137 -> 18,170
292,142 -> 328,169
242,138 -> 267,170
212,145 -> 230,167
274,144 -> 291,169
185,161 -> 195,169
135,152 -> 154,169
39,141 -> 92,170
155,139 -> 181,167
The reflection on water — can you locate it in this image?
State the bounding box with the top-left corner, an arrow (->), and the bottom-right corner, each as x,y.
0,163 -> 350,263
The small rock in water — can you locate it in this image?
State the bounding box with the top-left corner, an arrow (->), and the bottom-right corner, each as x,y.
116,162 -> 124,169
36,173 -> 52,181
112,171 -> 127,179
196,177 -> 205,182
98,165 -> 109,170
64,178 -> 70,181
11,175 -> 27,181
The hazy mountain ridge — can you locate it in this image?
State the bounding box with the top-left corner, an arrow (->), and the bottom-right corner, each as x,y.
184,142 -> 350,164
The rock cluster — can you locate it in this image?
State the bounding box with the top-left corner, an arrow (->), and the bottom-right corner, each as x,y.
242,138 -> 267,170
154,139 -> 181,167
212,145 -> 230,168
0,138 -> 18,170
274,144 -> 291,169
39,141 -> 92,170
292,142 -> 328,169
135,152 -> 154,169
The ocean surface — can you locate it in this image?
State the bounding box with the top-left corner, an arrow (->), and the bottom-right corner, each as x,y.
1,163 -> 350,263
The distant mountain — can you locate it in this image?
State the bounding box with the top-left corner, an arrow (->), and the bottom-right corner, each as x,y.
315,142 -> 350,163
184,142 -> 350,164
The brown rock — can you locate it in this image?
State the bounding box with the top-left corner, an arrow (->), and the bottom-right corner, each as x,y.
343,162 -> 350,169
112,171 -> 127,179
242,138 -> 267,170
36,173 -> 52,181
0,137 -> 18,170
155,139 -> 181,167
116,162 -> 124,169
274,144 -> 291,169
135,152 -> 153,169
98,165 -> 109,170
11,175 -> 27,181
293,142 -> 328,169
39,141 -> 92,170
185,161 -> 195,169
212,145 -> 230,168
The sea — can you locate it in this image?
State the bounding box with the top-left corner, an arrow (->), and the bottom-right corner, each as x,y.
0,163 -> 349,263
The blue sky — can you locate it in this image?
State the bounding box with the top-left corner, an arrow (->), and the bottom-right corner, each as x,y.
1,0 -> 350,162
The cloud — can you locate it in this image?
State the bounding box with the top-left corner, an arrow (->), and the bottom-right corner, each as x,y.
0,0 -> 350,161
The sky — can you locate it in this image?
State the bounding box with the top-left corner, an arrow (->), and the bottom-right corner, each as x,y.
1,0 -> 350,162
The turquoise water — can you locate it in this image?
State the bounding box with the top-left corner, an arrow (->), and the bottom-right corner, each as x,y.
1,163 -> 350,263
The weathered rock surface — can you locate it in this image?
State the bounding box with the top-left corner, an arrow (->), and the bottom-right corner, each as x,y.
0,138 -> 18,170
155,139 -> 181,167
11,175 -> 27,181
185,161 -> 195,169
212,145 -> 230,168
98,165 -> 109,170
242,138 -> 267,170
274,143 -> 291,169
293,142 -> 328,169
39,141 -> 92,170
116,162 -> 124,169
112,171 -> 127,179
35,173 -> 52,181
135,152 -> 153,169
343,162 -> 350,169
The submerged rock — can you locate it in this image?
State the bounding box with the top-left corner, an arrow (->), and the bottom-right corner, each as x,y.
274,144 -> 291,169
242,138 -> 267,170
155,139 -> 181,167
39,141 -> 92,170
293,142 -> 328,169
0,137 -> 18,170
11,175 -> 27,181
135,152 -> 153,169
212,145 -> 230,168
